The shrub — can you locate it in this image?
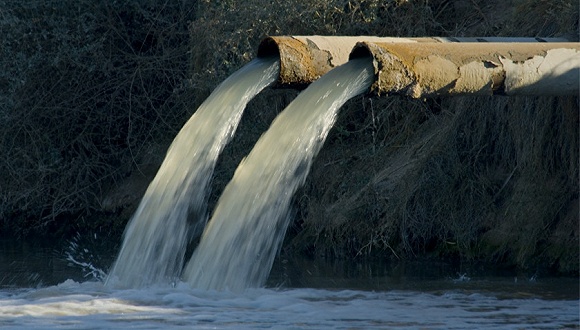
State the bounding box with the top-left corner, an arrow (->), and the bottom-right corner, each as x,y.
0,1 -> 196,234
1,0 -> 577,272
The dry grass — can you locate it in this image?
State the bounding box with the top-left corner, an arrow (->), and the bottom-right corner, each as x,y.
290,93 -> 578,272
0,1 -> 196,234
281,0 -> 579,272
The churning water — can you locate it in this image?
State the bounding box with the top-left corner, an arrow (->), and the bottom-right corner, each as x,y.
107,57 -> 279,288
183,58 -> 375,291
1,281 -> 578,330
1,242 -> 578,330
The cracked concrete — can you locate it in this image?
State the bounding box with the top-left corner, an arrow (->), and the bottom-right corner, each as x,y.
351,42 -> 580,97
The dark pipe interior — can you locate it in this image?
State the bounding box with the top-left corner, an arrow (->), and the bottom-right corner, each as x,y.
257,37 -> 280,58
349,44 -> 373,60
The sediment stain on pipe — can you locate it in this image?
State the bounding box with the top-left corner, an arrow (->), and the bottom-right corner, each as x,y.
351,42 -> 580,97
257,36 -> 575,89
258,36 -> 425,87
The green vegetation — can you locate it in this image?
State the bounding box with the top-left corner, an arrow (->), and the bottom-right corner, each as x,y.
1,0 -> 578,273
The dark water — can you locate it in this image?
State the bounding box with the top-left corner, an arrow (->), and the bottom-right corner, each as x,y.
1,237 -> 577,300
269,256 -> 579,300
0,236 -> 115,288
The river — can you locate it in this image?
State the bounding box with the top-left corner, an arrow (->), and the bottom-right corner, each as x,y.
0,237 -> 578,329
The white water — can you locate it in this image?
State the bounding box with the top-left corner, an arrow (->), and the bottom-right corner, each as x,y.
1,279 -> 578,329
107,57 -> 280,288
183,58 -> 375,291
2,239 -> 579,328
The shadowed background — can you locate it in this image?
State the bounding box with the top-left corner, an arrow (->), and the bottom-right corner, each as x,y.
0,0 -> 578,273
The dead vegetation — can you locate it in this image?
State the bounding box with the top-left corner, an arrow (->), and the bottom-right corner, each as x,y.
291,95 -> 578,273
0,1 -> 197,234
0,0 -> 577,272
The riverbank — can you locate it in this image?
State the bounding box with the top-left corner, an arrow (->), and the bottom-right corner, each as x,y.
1,0 -> 578,274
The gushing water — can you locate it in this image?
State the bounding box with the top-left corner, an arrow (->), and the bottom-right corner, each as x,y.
107,57 -> 279,288
183,58 -> 375,291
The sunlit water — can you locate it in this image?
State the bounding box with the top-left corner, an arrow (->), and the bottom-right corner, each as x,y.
108,57 -> 279,288
1,239 -> 579,329
184,58 -> 375,291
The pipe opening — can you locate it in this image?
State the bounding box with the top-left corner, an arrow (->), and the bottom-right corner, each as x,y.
349,43 -> 373,60
257,37 -> 281,58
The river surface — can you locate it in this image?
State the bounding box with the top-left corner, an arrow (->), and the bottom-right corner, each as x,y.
0,237 -> 578,329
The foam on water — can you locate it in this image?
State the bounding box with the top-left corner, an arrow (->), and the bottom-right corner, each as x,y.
183,58 -> 375,291
107,57 -> 280,288
1,280 -> 578,329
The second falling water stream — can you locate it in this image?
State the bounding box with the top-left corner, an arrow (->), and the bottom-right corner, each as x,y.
184,58 -> 374,291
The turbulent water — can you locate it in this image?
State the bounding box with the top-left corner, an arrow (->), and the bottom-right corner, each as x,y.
107,57 -> 280,288
183,58 -> 375,291
1,279 -> 578,329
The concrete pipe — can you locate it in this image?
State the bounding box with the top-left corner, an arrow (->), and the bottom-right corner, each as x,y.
435,37 -> 571,43
257,36 -> 573,88
349,42 -> 580,97
257,36 -> 440,87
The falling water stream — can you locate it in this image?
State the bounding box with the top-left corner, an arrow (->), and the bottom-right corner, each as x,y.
107,57 -> 279,288
183,58 -> 375,291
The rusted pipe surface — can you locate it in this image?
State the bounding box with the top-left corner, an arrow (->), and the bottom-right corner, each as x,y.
350,42 -> 580,97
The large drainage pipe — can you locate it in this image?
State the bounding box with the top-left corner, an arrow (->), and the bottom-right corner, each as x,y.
258,36 -> 436,87
349,42 -> 580,97
256,36 -> 571,88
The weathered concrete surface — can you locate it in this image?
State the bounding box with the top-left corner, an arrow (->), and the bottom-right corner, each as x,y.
435,37 -> 571,43
350,42 -> 580,97
257,36 -> 574,89
257,36 -> 435,87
